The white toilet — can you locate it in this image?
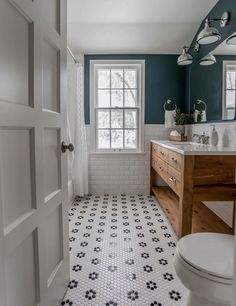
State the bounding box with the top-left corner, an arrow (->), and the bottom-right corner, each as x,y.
174,233 -> 234,306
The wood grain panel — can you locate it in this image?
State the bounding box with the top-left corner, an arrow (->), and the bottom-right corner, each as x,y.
178,155 -> 195,237
194,156 -> 236,169
156,157 -> 167,172
167,164 -> 182,181
168,150 -> 183,171
193,156 -> 236,185
192,202 -> 233,234
166,175 -> 181,197
152,186 -> 179,234
152,143 -> 158,155
151,150 -> 159,162
151,143 -> 236,238
193,184 -> 236,201
157,146 -> 169,162
153,186 -> 233,236
193,168 -> 235,185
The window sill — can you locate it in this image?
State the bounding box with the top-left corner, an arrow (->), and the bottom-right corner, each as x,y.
89,151 -> 146,156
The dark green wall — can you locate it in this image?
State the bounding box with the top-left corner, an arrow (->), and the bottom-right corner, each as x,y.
84,55 -> 186,124
186,0 -> 236,121
190,0 -> 236,60
187,56 -> 236,121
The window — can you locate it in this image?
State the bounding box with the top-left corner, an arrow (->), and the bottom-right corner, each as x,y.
223,61 -> 236,120
90,60 -> 145,152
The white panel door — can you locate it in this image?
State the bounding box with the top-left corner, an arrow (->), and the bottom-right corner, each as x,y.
0,0 -> 70,305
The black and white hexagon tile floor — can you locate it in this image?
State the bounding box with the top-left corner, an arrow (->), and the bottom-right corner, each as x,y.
61,194 -> 188,306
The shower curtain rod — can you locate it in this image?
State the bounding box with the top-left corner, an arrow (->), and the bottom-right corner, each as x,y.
67,46 -> 79,64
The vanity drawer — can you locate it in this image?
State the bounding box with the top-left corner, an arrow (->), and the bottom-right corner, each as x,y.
152,149 -> 159,162
157,146 -> 169,162
167,166 -> 182,196
152,158 -> 158,172
152,143 -> 159,156
167,164 -> 182,182
156,158 -> 167,177
152,157 -> 167,178
168,150 -> 183,171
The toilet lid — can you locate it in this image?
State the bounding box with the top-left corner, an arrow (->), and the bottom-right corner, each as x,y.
177,233 -> 234,280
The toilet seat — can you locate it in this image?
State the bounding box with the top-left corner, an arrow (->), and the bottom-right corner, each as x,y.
176,233 -> 234,283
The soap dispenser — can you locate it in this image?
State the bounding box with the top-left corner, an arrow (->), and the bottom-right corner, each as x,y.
210,125 -> 218,146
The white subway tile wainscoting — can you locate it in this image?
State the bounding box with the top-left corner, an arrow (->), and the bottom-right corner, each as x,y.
87,125 -> 172,195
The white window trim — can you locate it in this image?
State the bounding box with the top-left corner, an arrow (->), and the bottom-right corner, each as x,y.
90,59 -> 145,153
222,60 -> 236,120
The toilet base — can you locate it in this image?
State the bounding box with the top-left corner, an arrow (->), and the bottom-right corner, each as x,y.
187,292 -> 230,306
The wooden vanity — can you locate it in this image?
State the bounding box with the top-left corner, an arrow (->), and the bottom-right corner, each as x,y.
150,140 -> 236,238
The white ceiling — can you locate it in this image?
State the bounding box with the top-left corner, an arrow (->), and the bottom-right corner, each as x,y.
67,0 -> 218,54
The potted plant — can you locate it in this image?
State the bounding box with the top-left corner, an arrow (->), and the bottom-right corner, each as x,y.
174,109 -> 194,135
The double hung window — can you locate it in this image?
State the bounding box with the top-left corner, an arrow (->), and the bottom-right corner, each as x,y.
223,61 -> 236,120
90,61 -> 145,152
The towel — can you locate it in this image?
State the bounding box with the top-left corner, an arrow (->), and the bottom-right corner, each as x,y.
165,110 -> 176,128
194,110 -> 207,122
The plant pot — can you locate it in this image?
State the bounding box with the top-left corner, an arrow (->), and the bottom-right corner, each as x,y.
175,125 -> 185,136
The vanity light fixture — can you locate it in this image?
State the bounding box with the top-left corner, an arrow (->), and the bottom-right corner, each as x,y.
199,53 -> 217,66
226,33 -> 236,45
197,11 -> 230,45
177,43 -> 199,66
177,47 -> 193,65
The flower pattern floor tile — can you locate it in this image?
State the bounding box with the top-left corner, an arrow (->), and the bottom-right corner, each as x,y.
62,194 -> 188,306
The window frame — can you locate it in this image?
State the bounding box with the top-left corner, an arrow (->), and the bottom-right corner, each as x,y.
90,60 -> 145,153
222,60 -> 236,120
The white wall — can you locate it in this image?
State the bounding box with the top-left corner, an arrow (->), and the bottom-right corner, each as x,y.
86,124 -> 172,194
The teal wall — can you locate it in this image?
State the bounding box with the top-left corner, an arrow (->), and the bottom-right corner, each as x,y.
187,56 -> 236,121
84,55 -> 186,124
190,0 -> 236,60
186,0 -> 236,121
84,1 -> 236,124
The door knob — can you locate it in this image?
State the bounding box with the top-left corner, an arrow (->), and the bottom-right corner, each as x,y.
61,141 -> 74,153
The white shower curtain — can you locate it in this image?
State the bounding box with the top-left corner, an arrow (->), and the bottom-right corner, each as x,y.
68,62 -> 88,197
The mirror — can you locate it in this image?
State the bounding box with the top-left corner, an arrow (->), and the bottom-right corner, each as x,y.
187,35 -> 236,122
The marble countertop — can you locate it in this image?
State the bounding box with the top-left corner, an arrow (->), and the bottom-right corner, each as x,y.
151,140 -> 236,155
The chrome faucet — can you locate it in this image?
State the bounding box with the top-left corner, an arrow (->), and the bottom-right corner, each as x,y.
192,132 -> 209,144
199,132 -> 210,144
192,133 -> 201,143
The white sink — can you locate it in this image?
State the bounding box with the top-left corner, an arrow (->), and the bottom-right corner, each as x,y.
151,139 -> 236,155
170,141 -> 206,146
